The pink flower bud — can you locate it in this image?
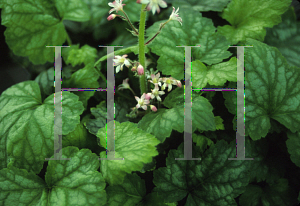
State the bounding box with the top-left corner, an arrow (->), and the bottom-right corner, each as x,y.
177,80 -> 182,88
107,14 -> 116,21
136,0 -> 141,3
137,64 -> 144,75
145,93 -> 152,100
131,66 -> 137,71
150,105 -> 157,112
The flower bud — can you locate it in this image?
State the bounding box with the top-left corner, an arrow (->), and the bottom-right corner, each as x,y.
131,66 -> 137,72
145,93 -> 152,100
137,64 -> 144,75
150,105 -> 157,112
107,14 -> 116,21
177,80 -> 182,88
136,0 -> 141,3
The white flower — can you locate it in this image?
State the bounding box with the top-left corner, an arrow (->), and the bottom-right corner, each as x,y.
148,72 -> 162,86
137,0 -> 167,15
150,83 -> 165,101
169,7 -> 182,25
118,78 -> 130,90
161,77 -> 178,92
108,0 -> 126,14
113,54 -> 131,73
135,93 -> 150,110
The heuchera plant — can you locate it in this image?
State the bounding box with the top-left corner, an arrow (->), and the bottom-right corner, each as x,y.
1,0 -> 300,205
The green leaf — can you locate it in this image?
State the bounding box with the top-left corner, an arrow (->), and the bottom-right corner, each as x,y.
86,98 -> 130,135
62,123 -> 96,149
141,192 -> 178,206
265,6 -> 300,68
0,81 -> 84,173
62,44 -> 98,67
97,121 -> 160,185
146,8 -> 231,80
81,0 -> 108,31
239,178 -> 298,206
152,140 -> 254,205
138,94 -> 216,142
34,67 -> 54,99
192,57 -> 237,89
286,131 -> 300,168
192,133 -> 214,154
45,147 -> 106,205
1,0 -> 90,65
215,116 -> 225,130
86,101 -> 107,135
162,87 -> 185,109
55,0 -> 90,22
62,62 -> 100,108
217,0 -> 292,44
0,166 -> 47,206
244,39 -> 300,140
170,0 -> 232,12
0,147 -> 107,206
222,82 -> 237,115
106,173 -> 146,206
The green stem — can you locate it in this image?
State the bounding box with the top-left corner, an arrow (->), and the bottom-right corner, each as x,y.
138,4 -> 147,96
121,10 -> 139,35
144,20 -> 169,46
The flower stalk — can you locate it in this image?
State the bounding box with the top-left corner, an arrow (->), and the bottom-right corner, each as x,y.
121,10 -> 139,36
138,4 -> 147,96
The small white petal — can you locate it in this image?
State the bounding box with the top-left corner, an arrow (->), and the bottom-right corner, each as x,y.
168,84 -> 172,92
116,65 -> 121,73
152,5 -> 156,15
158,0 -> 167,8
124,59 -> 131,67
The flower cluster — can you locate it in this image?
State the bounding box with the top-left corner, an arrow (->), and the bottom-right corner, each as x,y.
107,0 -> 183,116
133,71 -> 182,112
108,0 -> 125,14
116,61 -> 182,113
